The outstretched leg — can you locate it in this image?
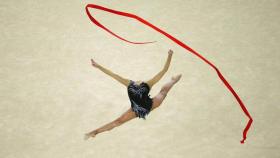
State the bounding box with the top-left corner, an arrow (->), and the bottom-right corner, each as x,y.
151,74 -> 182,111
146,49 -> 173,89
84,108 -> 137,140
91,59 -> 130,87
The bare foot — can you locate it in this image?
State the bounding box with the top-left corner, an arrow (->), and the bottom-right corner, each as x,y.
168,49 -> 173,55
84,133 -> 91,140
91,59 -> 99,68
171,74 -> 182,83
84,131 -> 97,140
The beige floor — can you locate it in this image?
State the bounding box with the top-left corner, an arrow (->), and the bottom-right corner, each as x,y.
1,0 -> 280,157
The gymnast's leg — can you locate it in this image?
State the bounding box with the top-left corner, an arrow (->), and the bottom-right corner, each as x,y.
146,49 -> 173,88
151,74 -> 182,111
84,108 -> 137,140
91,59 -> 130,87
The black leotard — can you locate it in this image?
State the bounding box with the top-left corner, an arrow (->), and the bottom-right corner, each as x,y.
127,80 -> 153,119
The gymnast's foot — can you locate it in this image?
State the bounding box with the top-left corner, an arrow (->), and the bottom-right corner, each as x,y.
84,131 -> 97,140
171,74 -> 182,83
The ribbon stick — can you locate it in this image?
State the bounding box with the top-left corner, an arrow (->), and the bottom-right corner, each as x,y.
85,4 -> 253,144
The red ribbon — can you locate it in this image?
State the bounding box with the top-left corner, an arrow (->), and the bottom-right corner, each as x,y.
85,4 -> 253,144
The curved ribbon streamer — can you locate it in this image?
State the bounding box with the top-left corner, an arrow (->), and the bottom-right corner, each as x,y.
85,4 -> 253,144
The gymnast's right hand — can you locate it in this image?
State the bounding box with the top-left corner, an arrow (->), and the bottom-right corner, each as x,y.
91,59 -> 99,68
168,49 -> 173,55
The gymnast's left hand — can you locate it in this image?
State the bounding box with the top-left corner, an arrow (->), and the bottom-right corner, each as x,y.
91,59 -> 99,68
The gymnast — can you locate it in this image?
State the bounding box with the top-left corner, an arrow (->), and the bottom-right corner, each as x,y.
85,49 -> 182,140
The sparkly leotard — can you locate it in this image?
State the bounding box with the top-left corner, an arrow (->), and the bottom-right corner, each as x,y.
127,80 -> 153,119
